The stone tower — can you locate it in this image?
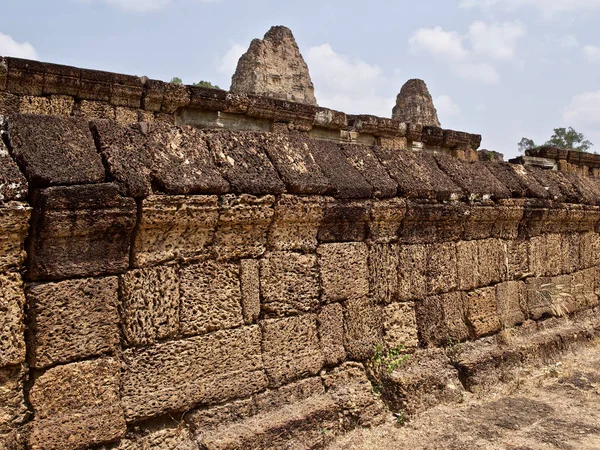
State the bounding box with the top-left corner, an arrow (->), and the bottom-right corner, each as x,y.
392,79 -> 441,127
230,26 -> 318,106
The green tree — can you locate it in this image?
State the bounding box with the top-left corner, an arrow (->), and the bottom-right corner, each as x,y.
544,127 -> 592,152
518,137 -> 536,154
193,80 -> 222,90
170,77 -> 183,85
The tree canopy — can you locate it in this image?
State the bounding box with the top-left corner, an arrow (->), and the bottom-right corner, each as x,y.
168,77 -> 222,90
518,127 -> 593,153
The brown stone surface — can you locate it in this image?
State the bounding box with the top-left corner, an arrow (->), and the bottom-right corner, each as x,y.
456,240 -> 479,292
133,195 -> 219,267
343,297 -> 382,360
318,199 -> 370,243
231,26 -> 317,106
477,238 -> 507,286
121,327 -> 267,421
319,242 -> 369,302
416,292 -> 469,347
496,281 -> 527,329
341,144 -> 398,198
392,79 -> 441,127
427,242 -> 458,294
369,244 -> 399,305
18,95 -> 74,117
382,302 -> 419,350
484,162 -> 549,199
0,272 -> 25,368
212,194 -> 274,260
240,259 -> 260,324
261,315 -> 324,387
207,132 -> 285,195
113,427 -> 198,450
0,366 -> 27,435
268,195 -> 325,251
466,287 -> 501,338
401,202 -> 467,244
26,277 -> 120,368
28,359 -> 126,450
529,233 -> 563,277
318,303 -> 346,366
120,266 -> 180,346
527,166 -> 581,203
260,252 -> 320,317
7,114 -> 105,187
369,198 -> 406,243
180,261 -> 243,336
186,398 -> 256,433
28,184 -> 136,280
397,244 -> 428,301
0,141 -> 27,203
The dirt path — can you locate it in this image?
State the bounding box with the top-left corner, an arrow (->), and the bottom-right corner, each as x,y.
329,341 -> 600,450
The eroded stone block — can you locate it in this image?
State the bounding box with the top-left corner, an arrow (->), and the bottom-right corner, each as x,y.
318,242 -> 369,302
343,297 -> 382,360
382,302 -> 418,350
318,303 -> 346,366
180,261 -> 243,336
120,266 -> 180,346
477,239 -> 507,286
121,327 -> 267,421
369,244 -> 399,305
0,272 -> 25,368
186,398 -> 256,433
427,242 -> 457,294
341,144 -> 398,198
416,292 -> 469,347
0,366 -> 27,435
496,281 -> 527,328
240,259 -> 260,324
397,244 -> 428,301
580,232 -> 600,269
113,427 -> 198,450
0,204 -> 30,272
317,199 -> 370,243
28,184 -> 136,280
368,198 -> 405,243
18,95 -> 74,117
27,277 -> 120,368
261,315 -> 324,387
0,140 -> 27,203
133,195 -> 219,267
28,359 -> 126,450
456,240 -> 478,292
260,252 -> 319,317
466,287 -> 501,338
212,195 -> 275,260
268,195 -> 324,252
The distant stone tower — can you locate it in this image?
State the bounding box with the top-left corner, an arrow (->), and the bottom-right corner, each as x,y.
230,26 -> 318,106
392,79 -> 441,127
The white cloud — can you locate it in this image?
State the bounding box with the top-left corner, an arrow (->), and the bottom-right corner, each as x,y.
0,32 -> 37,59
434,95 -> 461,118
453,62 -> 500,84
84,0 -> 220,13
467,20 -> 526,60
408,27 -> 468,62
560,35 -> 579,49
583,45 -> 600,63
564,91 -> 600,125
218,43 -> 246,75
304,43 -> 396,117
460,0 -> 600,17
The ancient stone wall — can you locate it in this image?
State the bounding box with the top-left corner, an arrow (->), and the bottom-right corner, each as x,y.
2,59 -> 600,450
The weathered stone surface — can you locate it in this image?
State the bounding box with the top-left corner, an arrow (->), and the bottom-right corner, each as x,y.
113,427 -> 198,450
186,398 -> 256,433
7,114 -> 105,187
6,58 -> 44,96
0,366 -> 27,435
340,144 -> 397,198
491,202 -> 524,240
120,266 -> 180,346
212,194 -> 275,260
369,244 -> 399,305
28,184 -> 137,280
310,140 -> 372,199
263,133 -> 331,194
207,132 -> 285,195
133,195 -> 218,267
369,198 -> 406,243
76,100 -> 116,121
240,259 -> 260,324
318,303 -> 346,366
0,141 -> 27,203
507,239 -> 530,279
18,94 -> 74,117
318,242 -> 369,302
382,302 -> 419,350
146,123 -> 230,195
477,239 -> 507,286
121,327 -> 267,421
260,252 -> 319,317
484,162 -> 549,199
456,240 -> 479,292
427,242 -> 458,294
268,195 -> 324,251
343,297 -> 382,360
496,281 -> 527,328
401,201 -> 467,244
231,26 -> 317,106
261,315 -> 324,387
466,287 -> 501,338
26,277 -> 120,368
397,244 -> 428,301
580,232 -> 600,269
180,261 -> 243,336
0,272 -> 25,368
255,377 -> 325,412
392,79 -> 440,127
527,166 -> 581,203
525,275 -> 573,320
374,148 -> 462,201
317,199 -> 370,243
161,82 -> 190,114
416,292 -> 469,347
28,359 -> 126,450
529,233 -> 563,277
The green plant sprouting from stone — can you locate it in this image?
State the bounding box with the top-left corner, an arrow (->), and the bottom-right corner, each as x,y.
372,343 -> 412,374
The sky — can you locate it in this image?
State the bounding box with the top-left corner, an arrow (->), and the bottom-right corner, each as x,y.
1,0 -> 600,159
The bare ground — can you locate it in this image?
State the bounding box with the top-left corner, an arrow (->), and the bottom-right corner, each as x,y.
328,339 -> 600,450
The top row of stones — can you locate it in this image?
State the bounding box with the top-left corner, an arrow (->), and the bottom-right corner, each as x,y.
4,113 -> 600,205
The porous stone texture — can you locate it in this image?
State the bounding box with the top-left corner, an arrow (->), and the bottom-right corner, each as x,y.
318,303 -> 346,366
261,315 -> 324,387
427,242 -> 458,294
343,297 -> 382,360
27,359 -> 126,450
260,252 -> 319,317
318,199 -> 370,243
0,140 -> 27,202
133,195 -> 219,267
180,261 -> 243,336
268,195 -> 325,251
112,427 -> 198,450
318,242 -> 369,302
369,244 -> 399,305
120,266 -> 180,346
0,366 -> 27,435
231,26 -> 317,106
27,184 -> 136,280
341,144 -> 398,198
0,272 -> 26,367
7,114 -> 105,187
369,198 -> 406,243
120,327 -> 267,421
382,302 -> 419,350
466,287 -> 501,338
26,277 -> 120,368
0,204 -> 30,272
496,281 -> 527,328
391,79 -> 441,127
416,292 -> 469,347
397,244 -> 428,301
240,259 -> 260,324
